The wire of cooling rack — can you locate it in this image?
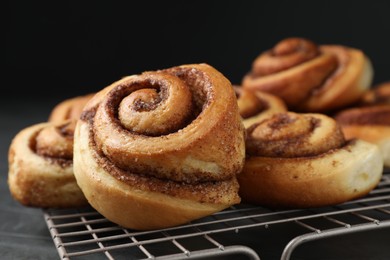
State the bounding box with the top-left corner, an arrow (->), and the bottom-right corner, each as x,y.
44,172 -> 390,260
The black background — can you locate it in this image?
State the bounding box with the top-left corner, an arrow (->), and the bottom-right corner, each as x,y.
5,0 -> 390,101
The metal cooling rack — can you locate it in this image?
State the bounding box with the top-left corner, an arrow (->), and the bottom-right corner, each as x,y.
44,171 -> 390,260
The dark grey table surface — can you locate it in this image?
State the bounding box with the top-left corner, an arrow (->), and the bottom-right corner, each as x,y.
1,97 -> 389,260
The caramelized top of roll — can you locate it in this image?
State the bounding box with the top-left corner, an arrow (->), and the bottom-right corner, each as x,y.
49,93 -> 95,123
359,82 -> 390,106
235,86 -> 287,128
34,120 -> 76,162
242,37 -> 373,112
246,112 -> 345,157
80,63 -> 245,184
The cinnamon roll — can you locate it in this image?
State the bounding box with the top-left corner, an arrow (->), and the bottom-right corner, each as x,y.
242,38 -> 373,112
359,81 -> 390,106
335,82 -> 390,167
49,93 -> 95,122
8,94 -> 93,207
73,64 -> 245,230
238,112 -> 383,208
234,86 -> 287,128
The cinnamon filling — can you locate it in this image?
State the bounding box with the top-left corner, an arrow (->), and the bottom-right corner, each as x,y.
59,120 -> 77,137
102,73 -> 199,137
306,46 -> 349,98
235,87 -> 268,119
371,93 -> 390,105
360,83 -> 390,105
246,113 -> 345,158
83,113 -> 238,204
49,94 -> 94,123
31,123 -> 74,167
163,66 -> 212,114
123,88 -> 162,112
336,105 -> 390,125
82,65 -> 240,185
252,38 -> 320,77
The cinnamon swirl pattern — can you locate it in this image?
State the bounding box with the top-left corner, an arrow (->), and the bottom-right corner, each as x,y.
238,112 -> 383,208
234,86 -> 287,128
8,94 -> 92,208
49,93 -> 95,123
335,82 -> 390,167
359,81 -> 390,106
73,64 -> 245,230
242,38 -> 373,112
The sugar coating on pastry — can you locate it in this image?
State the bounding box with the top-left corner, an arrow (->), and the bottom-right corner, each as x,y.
8,94 -> 94,208
238,112 -> 383,208
8,122 -> 88,208
73,63 -> 245,230
335,103 -> 390,167
234,86 -> 287,128
242,38 -> 373,112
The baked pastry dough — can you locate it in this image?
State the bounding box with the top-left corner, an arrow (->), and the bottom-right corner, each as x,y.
359,81 -> 390,106
238,112 -> 383,208
8,94 -> 92,207
234,86 -> 287,128
335,82 -> 390,167
49,93 -> 95,123
73,64 -> 245,230
242,38 -> 373,112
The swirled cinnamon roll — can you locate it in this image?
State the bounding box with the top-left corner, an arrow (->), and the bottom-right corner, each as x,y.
73,64 -> 245,230
359,81 -> 390,106
242,38 -> 373,112
238,112 -> 383,208
335,82 -> 390,167
234,86 -> 287,128
8,94 -> 93,208
49,93 -> 95,123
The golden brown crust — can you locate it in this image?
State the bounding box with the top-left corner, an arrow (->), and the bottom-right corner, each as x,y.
238,112 -> 383,208
74,63 -> 244,230
35,121 -> 76,159
74,121 -> 240,230
239,140 -> 383,208
335,104 -> 390,167
359,81 -> 390,106
8,94 -> 94,208
335,105 -> 390,125
8,123 -> 88,208
246,112 -> 345,157
89,65 -> 245,183
242,38 -> 373,112
49,93 -> 95,123
234,86 -> 287,128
